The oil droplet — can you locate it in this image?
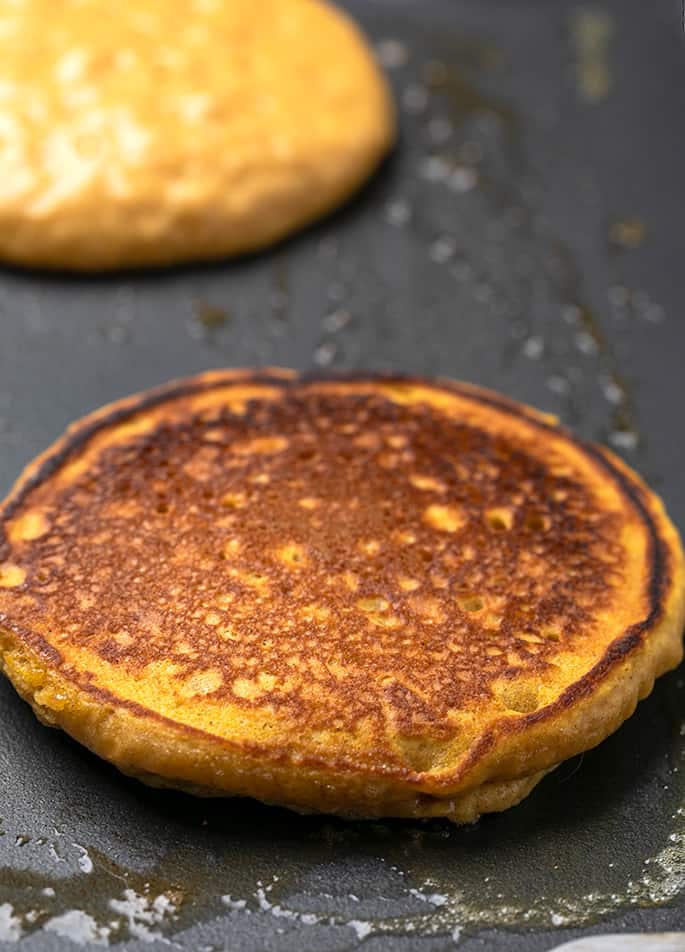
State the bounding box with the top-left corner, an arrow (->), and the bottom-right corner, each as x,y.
575,330 -> 599,355
609,218 -> 646,250
522,336 -> 544,359
569,8 -> 614,103
375,38 -> 409,69
313,341 -> 337,367
386,198 -> 413,227
321,309 -> 352,334
429,236 -> 456,264
195,303 -> 230,330
402,83 -> 429,114
420,155 -> 450,183
547,375 -> 570,396
426,116 -> 453,145
448,166 -> 478,193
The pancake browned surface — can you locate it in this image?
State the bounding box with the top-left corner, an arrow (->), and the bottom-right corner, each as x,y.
0,370 -> 683,822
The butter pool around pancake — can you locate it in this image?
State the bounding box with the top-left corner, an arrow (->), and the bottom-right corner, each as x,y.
0,0 -> 394,270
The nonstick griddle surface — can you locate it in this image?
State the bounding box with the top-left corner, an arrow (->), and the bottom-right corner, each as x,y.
1,1 -> 685,949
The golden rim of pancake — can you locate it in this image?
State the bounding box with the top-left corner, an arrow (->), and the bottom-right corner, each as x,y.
0,370 -> 683,822
0,0 -> 394,271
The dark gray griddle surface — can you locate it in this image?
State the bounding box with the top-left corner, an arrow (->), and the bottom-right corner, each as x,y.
1,1 -> 685,949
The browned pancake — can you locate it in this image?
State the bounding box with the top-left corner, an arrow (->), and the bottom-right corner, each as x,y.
0,370 -> 682,821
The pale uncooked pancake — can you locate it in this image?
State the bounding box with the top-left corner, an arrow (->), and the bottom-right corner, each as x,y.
0,0 -> 394,270
0,370 -> 683,822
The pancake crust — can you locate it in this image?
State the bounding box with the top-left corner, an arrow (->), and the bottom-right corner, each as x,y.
0,370 -> 683,822
0,0 -> 393,271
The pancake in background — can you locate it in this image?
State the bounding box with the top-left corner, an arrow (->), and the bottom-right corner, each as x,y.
0,0 -> 394,270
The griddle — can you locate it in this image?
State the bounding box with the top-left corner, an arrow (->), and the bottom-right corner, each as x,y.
1,0 -> 685,948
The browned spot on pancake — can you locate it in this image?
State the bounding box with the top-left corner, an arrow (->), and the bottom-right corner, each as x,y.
0,380 -> 636,767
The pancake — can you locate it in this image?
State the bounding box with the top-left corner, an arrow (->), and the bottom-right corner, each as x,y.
0,0 -> 393,271
0,370 -> 683,822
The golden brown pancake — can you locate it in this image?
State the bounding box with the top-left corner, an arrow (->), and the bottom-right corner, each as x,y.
0,370 -> 683,822
0,0 -> 394,271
